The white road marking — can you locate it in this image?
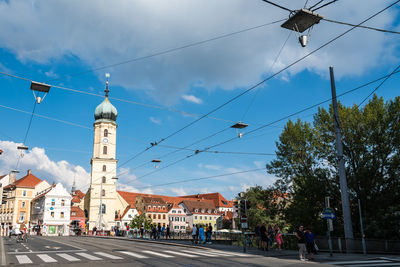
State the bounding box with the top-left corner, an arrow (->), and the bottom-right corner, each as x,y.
164,250 -> 198,258
207,250 -> 250,257
75,252 -> 102,260
118,251 -> 149,259
94,252 -> 123,260
37,254 -> 57,263
326,260 -> 390,265
142,250 -> 174,258
182,250 -> 220,257
8,249 -> 85,255
16,255 -> 32,264
57,253 -> 81,262
349,263 -> 400,267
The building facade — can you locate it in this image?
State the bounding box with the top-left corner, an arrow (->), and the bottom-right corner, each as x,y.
31,183 -> 72,236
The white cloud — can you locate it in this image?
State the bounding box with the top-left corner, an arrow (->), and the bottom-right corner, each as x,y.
170,187 -> 187,196
44,70 -> 58,78
203,164 -> 222,171
0,1 -> 397,104
0,140 -> 90,192
149,116 -> 162,125
181,94 -> 203,104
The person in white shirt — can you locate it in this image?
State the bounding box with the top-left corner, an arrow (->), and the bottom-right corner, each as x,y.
191,225 -> 197,244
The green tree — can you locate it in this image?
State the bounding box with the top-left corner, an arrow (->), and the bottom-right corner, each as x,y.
130,214 -> 153,230
267,95 -> 400,239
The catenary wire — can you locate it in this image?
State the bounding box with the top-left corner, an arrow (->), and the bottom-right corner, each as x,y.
311,0 -> 338,12
46,19 -> 286,83
135,168 -> 265,190
261,0 -> 293,12
322,18 -> 400,35
358,63 -> 400,106
123,66 -> 400,186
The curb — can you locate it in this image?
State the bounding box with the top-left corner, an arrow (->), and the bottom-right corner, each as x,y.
80,235 -> 211,250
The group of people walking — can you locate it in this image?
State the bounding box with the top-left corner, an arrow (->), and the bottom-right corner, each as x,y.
254,223 -> 283,252
295,225 -> 317,261
191,223 -> 213,245
150,223 -> 171,240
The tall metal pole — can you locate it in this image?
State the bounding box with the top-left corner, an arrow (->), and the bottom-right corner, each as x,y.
329,66 -> 354,252
325,197 -> 333,257
358,199 -> 367,255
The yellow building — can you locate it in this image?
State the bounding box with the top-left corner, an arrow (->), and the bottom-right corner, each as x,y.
0,170 -> 51,233
180,199 -> 221,229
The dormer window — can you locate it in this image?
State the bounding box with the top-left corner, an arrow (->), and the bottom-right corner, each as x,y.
104,129 -> 108,137
195,209 -> 198,212
201,209 -> 205,213
214,210 -> 217,214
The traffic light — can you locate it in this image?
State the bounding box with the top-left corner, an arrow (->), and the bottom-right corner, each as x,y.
233,200 -> 239,213
240,199 -> 246,216
246,201 -> 251,210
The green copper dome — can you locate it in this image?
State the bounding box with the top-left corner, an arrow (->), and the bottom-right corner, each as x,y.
94,97 -> 117,122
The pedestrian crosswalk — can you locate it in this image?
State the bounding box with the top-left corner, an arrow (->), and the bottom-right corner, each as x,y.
323,258 -> 400,267
11,248 -> 250,265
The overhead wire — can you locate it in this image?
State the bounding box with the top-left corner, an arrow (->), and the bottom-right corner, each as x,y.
311,0 -> 338,12
261,0 -> 293,12
322,18 -> 400,35
46,19 -> 286,83
122,65 -> 400,187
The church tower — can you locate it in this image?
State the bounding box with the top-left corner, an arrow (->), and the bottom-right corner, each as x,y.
85,75 -> 118,231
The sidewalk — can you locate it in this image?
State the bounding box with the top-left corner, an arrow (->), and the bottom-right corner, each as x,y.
81,235 -> 400,265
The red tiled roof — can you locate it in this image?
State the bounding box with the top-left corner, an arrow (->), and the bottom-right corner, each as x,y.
71,196 -> 81,203
180,193 -> 233,208
181,199 -> 219,214
4,173 -> 43,189
73,190 -> 85,199
70,206 -> 85,219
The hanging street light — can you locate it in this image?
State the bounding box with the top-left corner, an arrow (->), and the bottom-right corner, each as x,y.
30,81 -> 51,104
231,122 -> 248,138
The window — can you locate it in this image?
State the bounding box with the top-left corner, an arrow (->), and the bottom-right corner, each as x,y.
22,190 -> 27,197
170,217 -> 173,221
204,216 -> 207,220
104,129 -> 108,137
60,212 -> 64,218
174,226 -> 179,229
102,176 -> 106,183
19,212 -> 25,222
61,200 -> 65,206
102,189 -> 105,196
200,216 -> 202,220
183,217 -> 186,222
72,211 -> 76,216
181,226 -> 186,229
178,210 -> 182,214
163,214 -> 166,219
51,201 -> 55,206
195,209 -> 198,212
153,214 -> 156,219
101,204 -> 106,214
21,202 -> 25,208
51,212 -> 54,218
194,216 -> 197,220
158,214 -> 161,219
103,146 -> 107,155
148,215 -> 151,219
175,217 -> 179,221
184,209 -> 187,213
172,210 -> 176,213
102,165 -> 106,172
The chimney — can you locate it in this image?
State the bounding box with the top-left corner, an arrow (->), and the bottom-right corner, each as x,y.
27,169 -> 32,175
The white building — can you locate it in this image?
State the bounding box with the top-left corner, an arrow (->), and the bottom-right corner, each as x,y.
116,205 -> 139,230
31,183 -> 72,236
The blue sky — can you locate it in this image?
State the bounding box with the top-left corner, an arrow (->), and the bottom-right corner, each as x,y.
0,0 -> 399,199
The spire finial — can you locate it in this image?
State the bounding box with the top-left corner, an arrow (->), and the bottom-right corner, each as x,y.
105,73 -> 110,97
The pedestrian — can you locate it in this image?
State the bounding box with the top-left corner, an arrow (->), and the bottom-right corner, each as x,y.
8,226 -> 13,240
207,223 -> 213,244
295,225 -> 307,261
93,226 -> 97,236
152,224 -> 157,240
275,227 -> 283,253
140,226 -> 144,238
267,225 -> 274,250
260,223 -> 268,251
305,228 -> 316,261
166,225 -> 170,239
157,223 -> 161,239
255,224 -> 261,249
195,224 -> 199,244
161,225 -> 165,238
199,225 -> 205,244
191,225 -> 197,244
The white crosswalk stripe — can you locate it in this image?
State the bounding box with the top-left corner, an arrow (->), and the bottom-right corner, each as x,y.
94,252 -> 123,260
328,260 -> 391,265
37,254 -> 57,263
142,250 -> 174,258
349,263 -> 400,267
181,249 -> 220,257
118,251 -> 149,259
16,255 -> 32,264
164,250 -> 198,258
322,259 -> 400,267
57,253 -> 81,262
206,250 -> 250,257
75,252 -> 102,260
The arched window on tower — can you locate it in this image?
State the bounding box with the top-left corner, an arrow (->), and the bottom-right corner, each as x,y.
103,146 -> 107,155
102,176 -> 106,183
102,189 -> 105,196
104,129 -> 108,137
102,165 -> 106,172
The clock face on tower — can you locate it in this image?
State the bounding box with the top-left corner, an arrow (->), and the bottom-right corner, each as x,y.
102,137 -> 109,144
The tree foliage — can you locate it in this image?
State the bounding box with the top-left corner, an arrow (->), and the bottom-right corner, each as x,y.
265,95 -> 400,239
130,213 -> 153,230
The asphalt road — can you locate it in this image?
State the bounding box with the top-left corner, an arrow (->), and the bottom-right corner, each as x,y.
1,235 -> 399,266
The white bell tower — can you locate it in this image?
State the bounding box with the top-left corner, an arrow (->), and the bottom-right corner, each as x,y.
85,74 -> 118,231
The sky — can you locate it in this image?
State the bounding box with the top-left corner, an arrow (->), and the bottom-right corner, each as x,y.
0,0 -> 399,200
